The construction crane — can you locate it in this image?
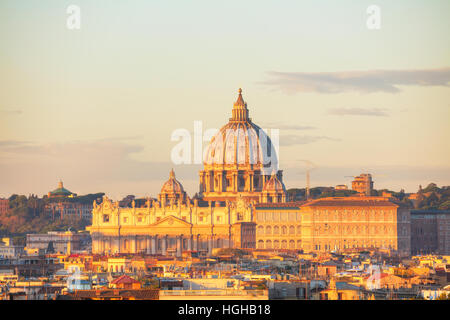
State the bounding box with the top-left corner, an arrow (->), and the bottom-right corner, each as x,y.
297,160 -> 316,200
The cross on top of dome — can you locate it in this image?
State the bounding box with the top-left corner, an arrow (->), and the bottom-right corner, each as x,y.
234,88 -> 246,107
231,88 -> 250,121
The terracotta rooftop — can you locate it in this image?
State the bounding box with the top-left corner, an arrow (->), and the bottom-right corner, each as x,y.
110,275 -> 140,285
65,289 -> 159,300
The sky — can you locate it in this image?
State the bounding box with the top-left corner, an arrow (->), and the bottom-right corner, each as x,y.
0,0 -> 449,199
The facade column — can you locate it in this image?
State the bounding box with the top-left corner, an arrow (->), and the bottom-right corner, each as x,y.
100,236 -> 104,254
218,172 -> 223,192
249,172 -> 254,192
206,172 -> 211,192
207,235 -> 213,255
146,236 -> 151,254
162,235 -> 167,255
176,235 -> 182,257
132,236 -> 137,253
151,236 -> 157,254
199,172 -> 204,193
187,235 -> 192,251
233,172 -> 238,192
193,234 -> 198,251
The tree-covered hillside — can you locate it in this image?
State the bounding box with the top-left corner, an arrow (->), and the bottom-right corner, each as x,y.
0,193 -> 103,241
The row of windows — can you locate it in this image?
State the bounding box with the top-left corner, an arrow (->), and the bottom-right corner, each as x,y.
257,239 -> 301,249
314,209 -> 396,215
313,241 -> 396,250
313,212 -> 396,222
103,214 -> 230,224
257,225 -> 301,235
257,210 -> 402,223
313,225 -> 396,235
256,211 -> 300,222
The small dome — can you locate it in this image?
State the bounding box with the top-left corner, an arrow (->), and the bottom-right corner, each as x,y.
263,172 -> 286,192
48,180 -> 73,197
160,169 -> 185,194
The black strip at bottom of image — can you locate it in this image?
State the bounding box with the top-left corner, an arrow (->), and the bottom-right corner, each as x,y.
3,299 -> 447,319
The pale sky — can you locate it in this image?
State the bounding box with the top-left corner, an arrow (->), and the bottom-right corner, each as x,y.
1,0 -> 449,199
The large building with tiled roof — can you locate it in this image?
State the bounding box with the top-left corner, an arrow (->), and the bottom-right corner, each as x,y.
298,197 -> 410,255
254,197 -> 411,255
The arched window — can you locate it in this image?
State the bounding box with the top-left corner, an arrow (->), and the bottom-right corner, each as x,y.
257,226 -> 264,235
273,226 -> 280,235
266,226 -> 272,235
274,240 -> 280,249
297,226 -> 301,234
257,240 -> 264,249
281,226 -> 287,235
289,240 -> 295,249
281,240 -> 287,249
266,240 -> 272,249
289,226 -> 295,235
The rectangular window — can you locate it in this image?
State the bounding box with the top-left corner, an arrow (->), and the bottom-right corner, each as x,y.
273,212 -> 279,222
257,212 -> 264,222
289,212 -> 295,221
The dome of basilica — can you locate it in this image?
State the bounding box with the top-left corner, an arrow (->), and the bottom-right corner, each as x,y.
199,89 -> 285,203
203,89 -> 278,173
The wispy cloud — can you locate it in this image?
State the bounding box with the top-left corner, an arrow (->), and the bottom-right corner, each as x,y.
280,135 -> 340,146
327,107 -> 388,117
261,122 -> 316,131
0,138 -> 200,198
0,140 -> 32,147
262,67 -> 450,94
